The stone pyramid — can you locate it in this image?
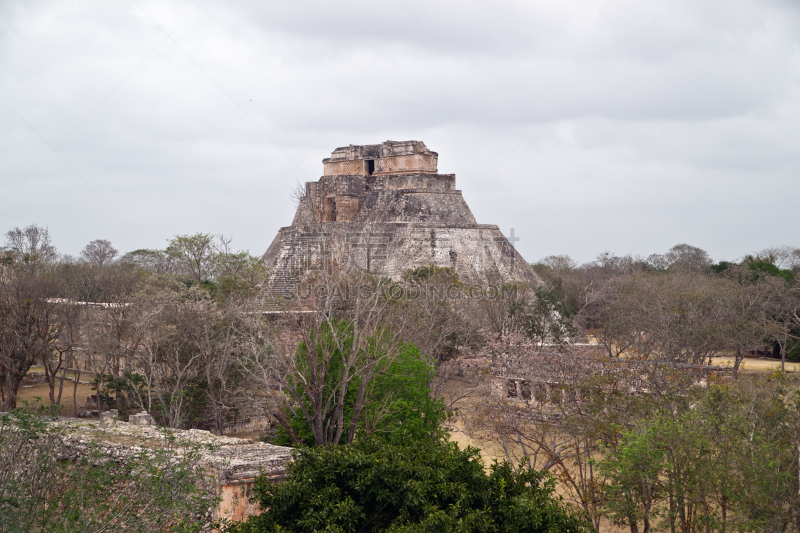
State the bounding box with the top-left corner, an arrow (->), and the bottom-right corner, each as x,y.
262,141 -> 541,297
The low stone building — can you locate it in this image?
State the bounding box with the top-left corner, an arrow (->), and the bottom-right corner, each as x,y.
262,141 -> 541,297
60,414 -> 292,523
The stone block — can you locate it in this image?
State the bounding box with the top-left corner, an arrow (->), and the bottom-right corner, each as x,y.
100,409 -> 118,425
128,411 -> 155,426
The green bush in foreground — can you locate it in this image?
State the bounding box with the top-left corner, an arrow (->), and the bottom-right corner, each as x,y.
233,437 -> 591,533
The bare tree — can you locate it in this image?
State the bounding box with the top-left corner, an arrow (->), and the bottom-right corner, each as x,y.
182,294 -> 241,434
664,243 -> 712,274
212,234 -> 269,302
578,276 -> 644,358
131,285 -> 204,428
0,268 -> 62,410
539,254 -> 579,273
3,224 -> 57,268
398,265 -> 482,361
717,266 -> 786,376
80,239 -> 118,268
82,264 -> 143,377
583,271 -> 745,365
756,245 -> 800,272
646,253 -> 670,271
40,300 -> 82,409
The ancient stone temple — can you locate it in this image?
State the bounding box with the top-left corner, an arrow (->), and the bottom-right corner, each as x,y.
262,141 -> 540,296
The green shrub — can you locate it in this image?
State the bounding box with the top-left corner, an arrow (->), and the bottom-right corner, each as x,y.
234,437 -> 591,533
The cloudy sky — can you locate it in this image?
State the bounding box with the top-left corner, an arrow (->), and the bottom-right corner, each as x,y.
1,0 -> 798,265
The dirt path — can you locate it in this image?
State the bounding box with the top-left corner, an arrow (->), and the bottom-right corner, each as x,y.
15,372 -> 96,416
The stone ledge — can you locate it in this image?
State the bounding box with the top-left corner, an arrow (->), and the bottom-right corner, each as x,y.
393,189 -> 462,195
283,222 -> 501,231
48,418 -> 293,479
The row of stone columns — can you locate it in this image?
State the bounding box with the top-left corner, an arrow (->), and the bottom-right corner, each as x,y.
506,379 -> 581,405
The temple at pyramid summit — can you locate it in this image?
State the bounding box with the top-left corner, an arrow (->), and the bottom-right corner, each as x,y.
261,141 -> 541,296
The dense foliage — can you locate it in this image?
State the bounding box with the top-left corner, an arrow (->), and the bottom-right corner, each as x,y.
599,375 -> 800,533
233,437 -> 591,533
275,320 -> 445,446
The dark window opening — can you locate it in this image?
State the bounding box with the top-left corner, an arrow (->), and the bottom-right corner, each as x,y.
365,159 -> 375,175
324,197 -> 336,222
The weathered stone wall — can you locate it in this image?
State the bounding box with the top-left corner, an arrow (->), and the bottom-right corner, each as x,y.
360,189 -> 476,225
263,141 -> 542,297
264,222 -> 537,297
49,416 -> 292,524
323,154 -> 437,176
370,172 -> 455,191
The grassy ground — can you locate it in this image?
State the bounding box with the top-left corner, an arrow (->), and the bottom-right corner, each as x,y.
711,354 -> 800,372
15,370 -> 96,416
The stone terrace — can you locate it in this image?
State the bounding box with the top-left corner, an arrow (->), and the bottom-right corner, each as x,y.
51,415 -> 293,523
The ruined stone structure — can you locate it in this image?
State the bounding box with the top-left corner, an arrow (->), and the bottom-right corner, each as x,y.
263,141 -> 541,295
489,348 -> 732,405
55,415 -> 292,523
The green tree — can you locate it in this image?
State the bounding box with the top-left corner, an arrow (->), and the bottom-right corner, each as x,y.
508,287 -> 577,349
599,378 -> 800,533
600,425 -> 663,533
166,233 -> 215,286
234,437 -> 591,533
275,319 -> 444,446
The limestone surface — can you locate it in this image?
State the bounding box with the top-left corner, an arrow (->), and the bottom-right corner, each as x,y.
47,417 -> 292,523
263,141 -> 541,296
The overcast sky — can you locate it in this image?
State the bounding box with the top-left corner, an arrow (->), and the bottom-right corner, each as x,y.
1,0 -> 798,265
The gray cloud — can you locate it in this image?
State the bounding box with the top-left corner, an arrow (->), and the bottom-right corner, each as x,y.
1,0 -> 798,265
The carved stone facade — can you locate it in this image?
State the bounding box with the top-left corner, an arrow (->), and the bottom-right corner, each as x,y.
263,141 -> 541,296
